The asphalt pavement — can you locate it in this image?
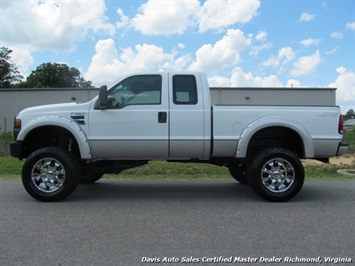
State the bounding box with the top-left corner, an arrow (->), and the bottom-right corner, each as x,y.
0,179 -> 354,266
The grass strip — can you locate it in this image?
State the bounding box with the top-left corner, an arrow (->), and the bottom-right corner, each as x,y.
1,156 -> 354,180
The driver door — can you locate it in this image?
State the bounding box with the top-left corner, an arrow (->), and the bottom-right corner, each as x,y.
88,74 -> 169,159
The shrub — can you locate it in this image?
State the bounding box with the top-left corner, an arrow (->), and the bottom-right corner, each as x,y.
343,126 -> 355,153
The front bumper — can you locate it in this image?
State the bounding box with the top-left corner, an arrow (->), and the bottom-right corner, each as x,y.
337,142 -> 349,156
10,141 -> 23,159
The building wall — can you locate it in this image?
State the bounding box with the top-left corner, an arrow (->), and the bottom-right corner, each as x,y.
0,88 -> 99,133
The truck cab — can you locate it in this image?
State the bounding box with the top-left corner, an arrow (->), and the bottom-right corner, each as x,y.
89,72 -> 211,160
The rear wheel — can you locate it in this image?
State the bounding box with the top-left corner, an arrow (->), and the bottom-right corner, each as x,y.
247,148 -> 304,202
22,147 -> 80,202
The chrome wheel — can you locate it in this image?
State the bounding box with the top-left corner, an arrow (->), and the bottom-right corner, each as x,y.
31,158 -> 66,193
23,147 -> 79,201
261,158 -> 295,193
248,148 -> 304,202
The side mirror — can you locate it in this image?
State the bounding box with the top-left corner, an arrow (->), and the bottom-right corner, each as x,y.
98,85 -> 108,109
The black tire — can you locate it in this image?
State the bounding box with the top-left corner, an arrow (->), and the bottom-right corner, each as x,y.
228,163 -> 248,184
22,147 -> 80,202
247,148 -> 304,202
80,174 -> 104,184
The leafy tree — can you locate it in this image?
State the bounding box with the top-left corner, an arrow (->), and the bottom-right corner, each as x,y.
24,62 -> 93,88
77,77 -> 93,88
343,109 -> 354,120
0,47 -> 23,88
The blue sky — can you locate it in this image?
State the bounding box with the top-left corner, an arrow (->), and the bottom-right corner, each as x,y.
1,0 -> 354,112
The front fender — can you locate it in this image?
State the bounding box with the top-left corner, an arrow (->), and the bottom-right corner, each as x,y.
235,117 -> 314,158
18,116 -> 92,159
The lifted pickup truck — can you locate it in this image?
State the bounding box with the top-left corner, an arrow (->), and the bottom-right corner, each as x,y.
10,72 -> 348,202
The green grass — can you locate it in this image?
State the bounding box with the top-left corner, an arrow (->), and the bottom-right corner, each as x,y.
0,157 -> 24,177
304,164 -> 354,180
1,156 -> 354,180
343,128 -> 355,153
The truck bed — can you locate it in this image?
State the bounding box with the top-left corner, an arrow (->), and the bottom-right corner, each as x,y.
212,105 -> 342,158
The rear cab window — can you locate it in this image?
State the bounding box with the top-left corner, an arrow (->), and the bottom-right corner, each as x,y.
173,75 -> 198,105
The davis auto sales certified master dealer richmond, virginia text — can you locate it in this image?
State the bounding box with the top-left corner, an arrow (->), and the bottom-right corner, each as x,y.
141,256 -> 352,264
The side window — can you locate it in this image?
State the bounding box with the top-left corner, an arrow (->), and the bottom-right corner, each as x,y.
173,75 -> 198,105
107,75 -> 162,108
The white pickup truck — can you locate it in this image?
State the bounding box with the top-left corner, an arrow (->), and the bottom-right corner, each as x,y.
10,72 -> 348,202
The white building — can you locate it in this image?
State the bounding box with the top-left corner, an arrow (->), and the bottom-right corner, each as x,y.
1,88 -> 99,133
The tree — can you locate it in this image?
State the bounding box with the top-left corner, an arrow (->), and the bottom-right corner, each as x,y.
24,62 -> 93,88
77,77 -> 93,88
0,47 -> 23,88
344,109 -> 354,120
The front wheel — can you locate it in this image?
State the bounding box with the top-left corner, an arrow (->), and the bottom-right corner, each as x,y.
22,147 -> 80,202
247,148 -> 304,202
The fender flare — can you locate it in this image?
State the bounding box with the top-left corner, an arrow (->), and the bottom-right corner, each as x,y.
18,116 -> 92,159
235,116 -> 314,158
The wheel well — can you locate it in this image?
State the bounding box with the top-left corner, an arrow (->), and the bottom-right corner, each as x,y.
22,126 -> 80,158
247,126 -> 305,158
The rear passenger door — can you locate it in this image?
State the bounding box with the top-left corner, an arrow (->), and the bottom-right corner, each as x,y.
168,74 -> 206,159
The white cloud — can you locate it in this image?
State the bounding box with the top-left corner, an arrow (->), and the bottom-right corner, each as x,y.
209,69 -> 301,88
262,57 -> 279,68
10,48 -> 34,75
300,38 -> 321,47
229,67 -> 283,87
326,47 -> 338,55
299,12 -> 315,22
346,22 -> 355,30
204,68 -> 283,88
163,54 -> 192,71
255,30 -> 267,41
1,0 -> 115,74
286,79 -> 301,88
129,0 -> 260,35
2,0 -> 115,52
291,50 -> 322,77
208,76 -> 232,87
178,43 -> 185,50
329,67 -> 355,103
130,0 -> 200,35
330,31 -> 343,39
261,47 -> 295,68
278,47 -> 296,63
249,43 -> 272,57
197,0 -> 260,32
116,8 -> 129,29
85,39 -> 179,86
188,29 -> 252,71
249,30 -> 270,57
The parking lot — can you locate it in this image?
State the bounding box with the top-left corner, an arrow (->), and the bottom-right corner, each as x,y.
0,179 -> 354,265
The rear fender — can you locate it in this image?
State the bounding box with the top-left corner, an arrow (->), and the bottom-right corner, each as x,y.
235,117 -> 314,158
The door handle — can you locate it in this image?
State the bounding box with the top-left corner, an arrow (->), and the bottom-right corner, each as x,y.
158,112 -> 167,123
